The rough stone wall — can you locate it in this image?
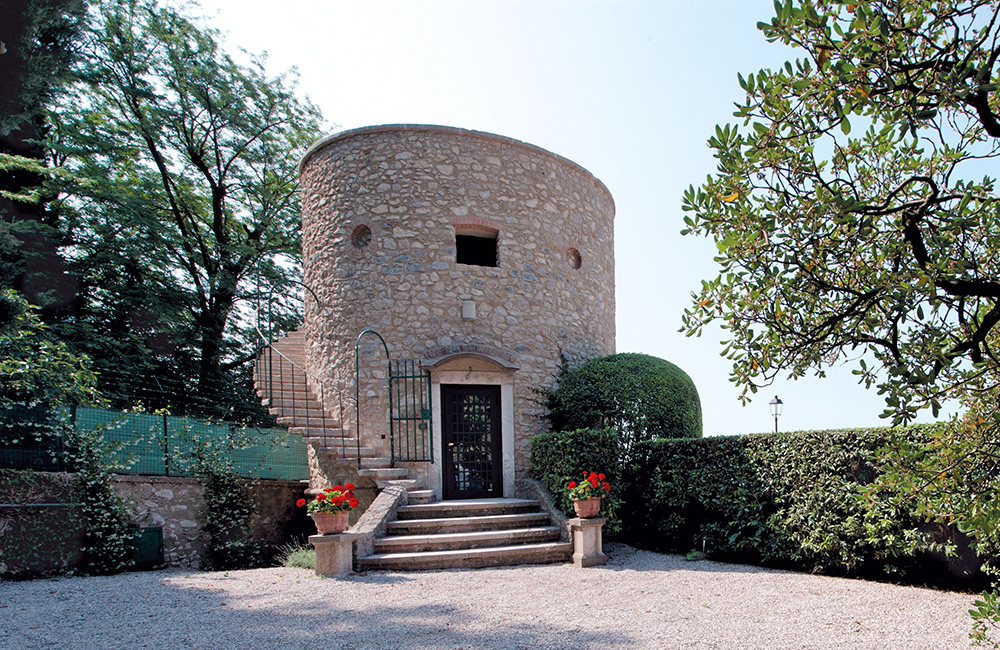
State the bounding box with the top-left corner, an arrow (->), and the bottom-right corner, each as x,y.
114,476 -> 306,569
300,125 -> 615,475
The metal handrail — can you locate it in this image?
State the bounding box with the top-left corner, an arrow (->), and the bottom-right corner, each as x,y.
252,280 -> 354,463
355,328 -> 391,468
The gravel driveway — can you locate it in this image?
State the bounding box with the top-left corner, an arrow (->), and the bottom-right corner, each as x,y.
1,544 -> 981,650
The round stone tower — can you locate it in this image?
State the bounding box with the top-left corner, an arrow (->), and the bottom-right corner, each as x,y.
299,124 -> 615,500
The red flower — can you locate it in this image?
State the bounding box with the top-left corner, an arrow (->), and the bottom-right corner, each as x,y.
333,485 -> 343,492
567,481 -> 577,489
602,482 -> 611,492
345,483 -> 356,491
315,493 -> 325,502
598,473 -> 606,481
582,471 -> 588,477
349,498 -> 359,508
296,498 -> 306,507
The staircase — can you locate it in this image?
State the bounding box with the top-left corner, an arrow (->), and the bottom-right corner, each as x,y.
356,499 -> 571,571
254,330 -> 433,503
255,331 -> 573,571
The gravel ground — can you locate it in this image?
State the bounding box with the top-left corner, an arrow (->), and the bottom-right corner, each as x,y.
0,543 -> 982,650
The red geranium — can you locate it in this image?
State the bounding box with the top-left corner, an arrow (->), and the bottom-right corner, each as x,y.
298,484 -> 362,514
566,471 -> 612,502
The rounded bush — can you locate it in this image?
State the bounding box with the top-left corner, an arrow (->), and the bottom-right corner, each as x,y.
546,352 -> 702,442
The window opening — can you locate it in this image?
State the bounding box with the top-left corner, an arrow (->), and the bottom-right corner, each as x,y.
456,230 -> 498,267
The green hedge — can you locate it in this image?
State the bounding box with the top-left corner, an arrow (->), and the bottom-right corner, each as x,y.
533,425 -> 987,586
530,428 -> 624,532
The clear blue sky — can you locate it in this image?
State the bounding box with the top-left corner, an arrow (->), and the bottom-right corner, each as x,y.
197,0 -> 948,435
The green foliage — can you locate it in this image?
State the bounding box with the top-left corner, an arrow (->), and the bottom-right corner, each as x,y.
0,468 -> 87,578
682,3 -> 1000,638
546,353 -> 702,452
530,428 -> 624,533
0,290 -> 98,406
275,541 -> 315,570
623,427 -> 971,581
64,416 -> 136,575
187,428 -> 266,570
9,0 -> 324,419
681,1 -> 1000,424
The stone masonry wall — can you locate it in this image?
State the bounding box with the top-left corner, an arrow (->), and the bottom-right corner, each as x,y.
114,476 -> 306,569
300,125 -> 616,478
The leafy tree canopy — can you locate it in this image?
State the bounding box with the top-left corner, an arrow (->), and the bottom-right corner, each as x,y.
546,353 -> 703,446
681,0 -> 1000,424
21,0 -> 324,415
0,289 -> 97,405
682,3 -> 1000,643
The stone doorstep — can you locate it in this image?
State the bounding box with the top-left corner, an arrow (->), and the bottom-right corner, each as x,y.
387,512 -> 552,535
373,526 -> 561,553
355,541 -> 573,571
395,498 -> 540,519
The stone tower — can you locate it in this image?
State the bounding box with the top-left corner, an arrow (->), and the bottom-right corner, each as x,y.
298,125 -> 614,500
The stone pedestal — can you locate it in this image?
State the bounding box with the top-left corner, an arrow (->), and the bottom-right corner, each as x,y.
568,517 -> 607,567
309,532 -> 358,577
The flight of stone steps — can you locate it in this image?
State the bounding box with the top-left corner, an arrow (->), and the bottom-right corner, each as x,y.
356,498 -> 571,571
254,330 -> 433,504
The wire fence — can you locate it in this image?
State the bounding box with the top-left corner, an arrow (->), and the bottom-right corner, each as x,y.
0,404 -> 309,481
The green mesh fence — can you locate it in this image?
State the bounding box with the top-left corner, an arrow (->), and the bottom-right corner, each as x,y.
1,406 -> 309,481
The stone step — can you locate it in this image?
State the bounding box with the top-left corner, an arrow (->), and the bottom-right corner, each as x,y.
359,457 -> 392,469
269,405 -> 327,418
356,542 -> 572,571
406,490 -> 436,505
373,526 -> 561,554
377,478 -> 422,490
313,446 -> 378,458
387,512 -> 551,535
294,428 -> 349,439
358,467 -> 408,480
395,498 -> 540,520
276,416 -> 338,427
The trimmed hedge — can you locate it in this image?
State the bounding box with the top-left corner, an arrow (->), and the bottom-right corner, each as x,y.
533,425 -> 987,587
530,428 -> 624,532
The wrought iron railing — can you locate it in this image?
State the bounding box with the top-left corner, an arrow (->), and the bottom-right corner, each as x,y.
254,282 -> 359,466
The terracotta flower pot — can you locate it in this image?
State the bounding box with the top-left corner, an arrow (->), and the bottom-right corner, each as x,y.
573,497 -> 601,518
311,510 -> 350,535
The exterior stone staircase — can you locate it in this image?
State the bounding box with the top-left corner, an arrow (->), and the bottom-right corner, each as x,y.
255,332 -> 573,571
356,498 -> 571,571
254,330 -> 433,504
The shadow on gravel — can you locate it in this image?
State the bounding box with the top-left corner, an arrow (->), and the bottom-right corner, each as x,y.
3,569 -> 632,650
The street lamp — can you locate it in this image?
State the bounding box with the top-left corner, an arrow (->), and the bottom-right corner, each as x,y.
769,395 -> 783,433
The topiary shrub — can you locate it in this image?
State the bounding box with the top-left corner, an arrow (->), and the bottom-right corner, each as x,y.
546,353 -> 702,452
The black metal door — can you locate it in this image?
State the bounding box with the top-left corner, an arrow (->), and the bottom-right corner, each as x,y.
442,385 -> 501,499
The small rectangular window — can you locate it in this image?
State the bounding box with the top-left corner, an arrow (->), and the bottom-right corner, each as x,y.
456,233 -> 498,267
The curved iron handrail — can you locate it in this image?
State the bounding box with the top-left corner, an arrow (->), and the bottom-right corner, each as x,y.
355,328 -> 392,468
252,279 -> 351,461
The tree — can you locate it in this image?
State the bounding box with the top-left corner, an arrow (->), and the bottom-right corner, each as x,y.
546,353 -> 702,451
42,0 -> 323,413
680,2 -> 1000,644
0,0 -> 87,317
0,289 -> 97,406
682,0 -> 1000,423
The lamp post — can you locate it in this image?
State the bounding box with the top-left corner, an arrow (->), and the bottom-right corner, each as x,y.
769,395 -> 783,433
